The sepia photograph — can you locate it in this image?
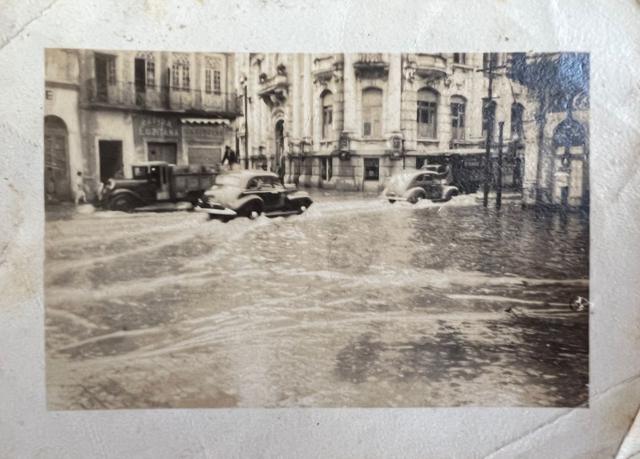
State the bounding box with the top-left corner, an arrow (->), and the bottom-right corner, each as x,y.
44,50 -> 590,409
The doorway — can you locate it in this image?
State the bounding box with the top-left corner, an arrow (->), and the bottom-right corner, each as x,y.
148,142 -> 178,164
275,119 -> 285,175
44,116 -> 70,202
99,140 -> 123,183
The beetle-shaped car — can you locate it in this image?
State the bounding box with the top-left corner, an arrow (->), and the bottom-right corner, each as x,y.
195,170 -> 313,220
383,166 -> 460,204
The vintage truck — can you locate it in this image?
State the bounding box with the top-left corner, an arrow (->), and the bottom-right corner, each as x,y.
100,161 -> 217,211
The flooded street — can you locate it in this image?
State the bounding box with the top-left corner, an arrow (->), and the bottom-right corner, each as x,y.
45,194 -> 589,409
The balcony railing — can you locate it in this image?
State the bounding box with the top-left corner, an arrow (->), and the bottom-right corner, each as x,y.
84,79 -> 242,117
353,53 -> 389,79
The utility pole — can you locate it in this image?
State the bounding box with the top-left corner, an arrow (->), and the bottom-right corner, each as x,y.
243,83 -> 249,170
483,54 -> 495,208
496,121 -> 504,209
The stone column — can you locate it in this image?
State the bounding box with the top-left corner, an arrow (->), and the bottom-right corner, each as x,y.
292,54 -> 302,142
302,54 -> 313,142
387,53 -> 402,134
343,53 -> 356,134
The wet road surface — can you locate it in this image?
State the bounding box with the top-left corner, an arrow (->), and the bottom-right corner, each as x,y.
45,193 -> 589,408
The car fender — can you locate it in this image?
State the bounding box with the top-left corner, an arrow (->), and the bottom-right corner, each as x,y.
442,185 -> 459,198
229,195 -> 264,212
286,191 -> 313,204
402,187 -> 426,200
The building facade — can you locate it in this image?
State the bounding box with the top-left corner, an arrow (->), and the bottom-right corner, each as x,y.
233,53 -> 531,193
44,50 -> 588,208
517,53 -> 590,208
45,49 -> 240,202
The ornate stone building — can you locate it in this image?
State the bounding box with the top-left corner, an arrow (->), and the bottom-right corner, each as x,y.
233,53 -> 531,193
45,49 -> 240,202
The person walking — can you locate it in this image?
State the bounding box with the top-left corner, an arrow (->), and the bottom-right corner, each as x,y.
221,146 -> 238,171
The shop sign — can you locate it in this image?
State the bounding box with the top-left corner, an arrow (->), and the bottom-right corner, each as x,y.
134,116 -> 180,139
182,124 -> 226,142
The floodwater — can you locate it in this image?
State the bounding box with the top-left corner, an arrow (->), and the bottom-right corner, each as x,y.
45,193 -> 589,409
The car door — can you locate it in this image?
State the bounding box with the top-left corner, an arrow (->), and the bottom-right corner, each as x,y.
420,173 -> 439,199
255,176 -> 284,211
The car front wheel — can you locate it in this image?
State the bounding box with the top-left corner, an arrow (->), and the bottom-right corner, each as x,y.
408,192 -> 426,204
109,194 -> 138,212
240,202 -> 262,219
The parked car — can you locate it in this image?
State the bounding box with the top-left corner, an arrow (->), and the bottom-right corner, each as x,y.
195,170 -> 313,220
383,167 -> 460,204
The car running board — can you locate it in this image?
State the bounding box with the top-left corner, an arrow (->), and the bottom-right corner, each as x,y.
264,210 -> 302,218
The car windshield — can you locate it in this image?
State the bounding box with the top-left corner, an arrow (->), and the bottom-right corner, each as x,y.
246,176 -> 283,190
215,175 -> 242,187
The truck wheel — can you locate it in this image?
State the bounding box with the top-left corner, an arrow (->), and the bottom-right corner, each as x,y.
109,195 -> 137,212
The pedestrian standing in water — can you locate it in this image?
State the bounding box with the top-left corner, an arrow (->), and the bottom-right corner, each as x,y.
221,145 -> 238,171
74,171 -> 87,205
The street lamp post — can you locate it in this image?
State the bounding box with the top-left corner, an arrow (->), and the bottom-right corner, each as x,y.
496,120 -> 505,209
483,54 -> 495,208
243,83 -> 249,170
239,75 -> 250,170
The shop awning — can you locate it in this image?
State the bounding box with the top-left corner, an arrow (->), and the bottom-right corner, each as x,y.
180,117 -> 231,126
420,148 -> 486,157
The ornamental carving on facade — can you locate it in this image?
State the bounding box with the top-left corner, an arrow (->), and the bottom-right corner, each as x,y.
403,61 -> 417,83
205,56 -> 221,69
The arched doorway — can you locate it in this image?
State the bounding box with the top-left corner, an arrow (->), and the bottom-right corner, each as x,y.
551,115 -> 587,208
44,115 -> 71,202
275,119 -> 285,180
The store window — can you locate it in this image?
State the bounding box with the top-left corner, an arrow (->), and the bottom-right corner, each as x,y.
364,158 -> 379,181
450,95 -> 466,141
362,87 -> 383,138
321,90 -> 333,139
417,88 -> 439,139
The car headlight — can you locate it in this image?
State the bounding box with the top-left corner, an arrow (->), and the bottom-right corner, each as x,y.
106,179 -> 116,190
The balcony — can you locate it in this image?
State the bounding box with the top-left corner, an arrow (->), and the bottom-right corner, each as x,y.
353,53 -> 389,79
258,72 -> 289,107
414,54 -> 447,80
84,79 -> 243,118
313,54 -> 337,84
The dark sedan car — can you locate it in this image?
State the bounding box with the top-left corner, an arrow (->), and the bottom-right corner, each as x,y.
195,170 -> 313,220
383,167 -> 460,204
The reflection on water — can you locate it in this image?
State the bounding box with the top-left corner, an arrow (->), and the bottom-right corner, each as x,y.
45,197 -> 589,408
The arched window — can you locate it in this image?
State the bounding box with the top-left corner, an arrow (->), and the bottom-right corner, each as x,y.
510,103 -> 525,139
205,57 -> 221,94
362,87 -> 383,138
450,95 -> 466,140
417,88 -> 439,139
171,54 -> 190,91
321,90 -> 333,139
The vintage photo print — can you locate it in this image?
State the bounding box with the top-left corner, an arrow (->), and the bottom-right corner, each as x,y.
44,50 -> 589,409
